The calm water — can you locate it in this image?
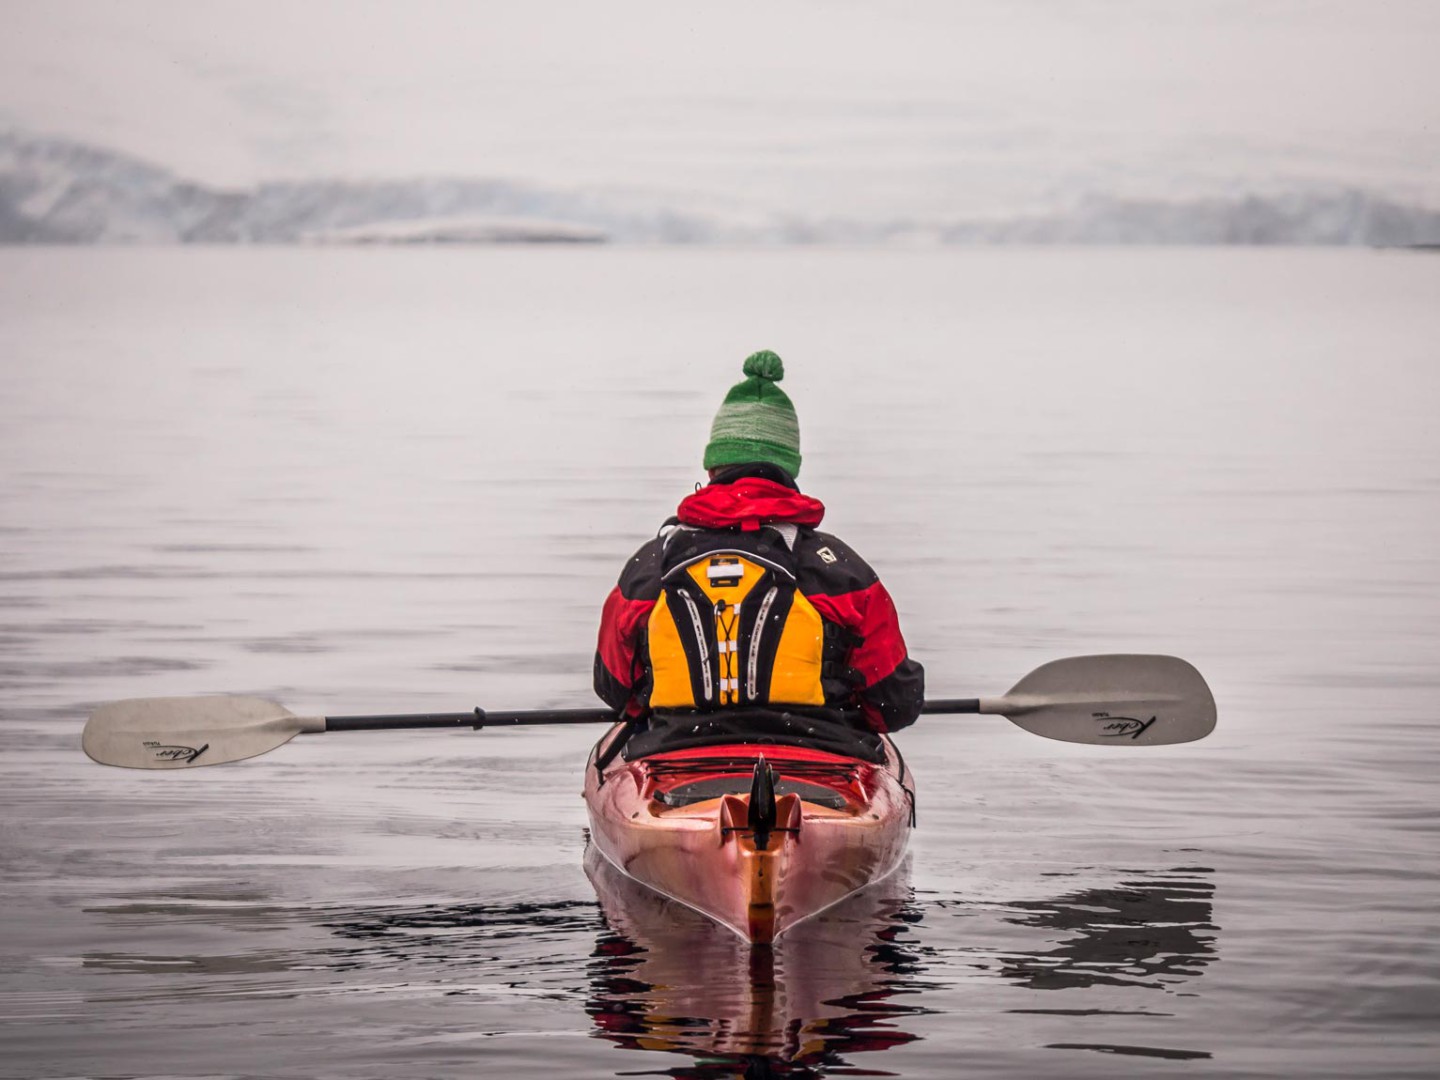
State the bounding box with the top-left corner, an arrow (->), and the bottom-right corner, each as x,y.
2,247 -> 1438,1078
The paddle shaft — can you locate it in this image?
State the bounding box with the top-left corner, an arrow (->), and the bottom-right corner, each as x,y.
920,698 -> 981,715
329,700 -> 998,733
326,707 -> 619,732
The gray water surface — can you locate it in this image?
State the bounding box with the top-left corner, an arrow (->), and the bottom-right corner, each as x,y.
2,247 -> 1438,1078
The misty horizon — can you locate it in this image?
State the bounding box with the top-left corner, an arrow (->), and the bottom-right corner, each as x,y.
3,1 -> 1437,235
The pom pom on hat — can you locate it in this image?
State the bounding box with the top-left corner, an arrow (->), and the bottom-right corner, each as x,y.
742,350 -> 785,381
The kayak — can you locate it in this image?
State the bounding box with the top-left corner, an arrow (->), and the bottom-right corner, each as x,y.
582,722 -> 915,945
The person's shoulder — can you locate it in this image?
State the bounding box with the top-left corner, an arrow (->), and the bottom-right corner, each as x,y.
794,528 -> 879,593
615,533 -> 667,597
797,528 -> 870,565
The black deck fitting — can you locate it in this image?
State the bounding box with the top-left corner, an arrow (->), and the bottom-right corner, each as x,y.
748,755 -> 778,850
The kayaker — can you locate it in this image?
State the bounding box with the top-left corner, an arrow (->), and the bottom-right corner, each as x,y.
593,350 -> 924,762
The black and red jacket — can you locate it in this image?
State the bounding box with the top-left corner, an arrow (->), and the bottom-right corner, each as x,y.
594,464 -> 925,733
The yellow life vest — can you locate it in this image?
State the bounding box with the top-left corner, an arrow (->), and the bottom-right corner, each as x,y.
646,545 -> 826,710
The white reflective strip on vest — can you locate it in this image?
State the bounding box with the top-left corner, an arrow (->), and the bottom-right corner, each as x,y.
680,590 -> 713,702
748,585 -> 779,700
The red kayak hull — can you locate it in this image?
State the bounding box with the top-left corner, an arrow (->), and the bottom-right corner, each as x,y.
582,724 -> 915,945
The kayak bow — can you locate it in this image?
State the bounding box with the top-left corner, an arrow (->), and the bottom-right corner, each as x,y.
582,723 -> 915,945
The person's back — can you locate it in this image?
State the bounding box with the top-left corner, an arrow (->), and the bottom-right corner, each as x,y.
594,351 -> 923,761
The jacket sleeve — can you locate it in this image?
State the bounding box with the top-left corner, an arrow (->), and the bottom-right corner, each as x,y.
799,532 -> 925,733
593,537 -> 663,713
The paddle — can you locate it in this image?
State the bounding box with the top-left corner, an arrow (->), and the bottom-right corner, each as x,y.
82,653 -> 1214,770
921,654 -> 1216,746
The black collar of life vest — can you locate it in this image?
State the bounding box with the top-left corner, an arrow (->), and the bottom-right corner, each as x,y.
706,462 -> 799,490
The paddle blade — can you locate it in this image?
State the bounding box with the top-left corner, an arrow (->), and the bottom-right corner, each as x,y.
989,654 -> 1216,746
82,696 -> 323,769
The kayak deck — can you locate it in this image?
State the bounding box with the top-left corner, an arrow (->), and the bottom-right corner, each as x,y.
583,724 -> 915,945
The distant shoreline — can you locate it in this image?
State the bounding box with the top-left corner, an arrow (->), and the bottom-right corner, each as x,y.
4,130 -> 1438,249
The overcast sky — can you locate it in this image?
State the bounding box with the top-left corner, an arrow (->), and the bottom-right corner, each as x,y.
3,0 -> 1436,217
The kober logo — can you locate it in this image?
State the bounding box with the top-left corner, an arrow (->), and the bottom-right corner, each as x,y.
1093,714 -> 1157,740
142,740 -> 209,764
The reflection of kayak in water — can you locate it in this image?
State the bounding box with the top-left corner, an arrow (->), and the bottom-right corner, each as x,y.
582,723 -> 916,944
584,843 -> 923,1071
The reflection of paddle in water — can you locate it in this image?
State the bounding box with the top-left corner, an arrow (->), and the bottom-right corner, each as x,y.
998,867 -> 1218,993
989,866 -> 1219,1064
584,844 -> 928,1077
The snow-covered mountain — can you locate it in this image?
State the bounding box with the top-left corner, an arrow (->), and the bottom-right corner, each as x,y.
0,132 -> 686,243
3,132 -> 1437,247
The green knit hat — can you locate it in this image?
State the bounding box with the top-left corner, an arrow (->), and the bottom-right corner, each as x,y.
703,350 -> 801,477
